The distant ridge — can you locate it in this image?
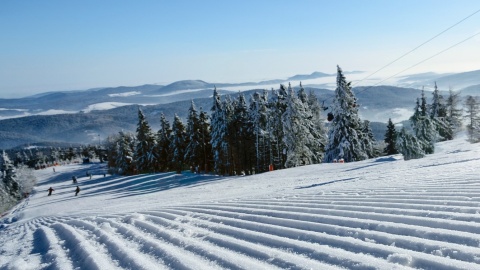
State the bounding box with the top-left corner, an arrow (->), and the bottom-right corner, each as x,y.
288,71 -> 331,81
160,80 -> 212,91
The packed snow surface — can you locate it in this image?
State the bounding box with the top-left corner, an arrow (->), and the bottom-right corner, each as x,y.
1,136 -> 480,269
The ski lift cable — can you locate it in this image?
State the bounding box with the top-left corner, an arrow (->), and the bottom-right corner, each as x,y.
321,30 -> 480,121
322,30 -> 480,107
366,30 -> 480,90
352,8 -> 480,88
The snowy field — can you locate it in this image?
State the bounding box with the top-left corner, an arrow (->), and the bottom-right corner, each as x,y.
1,136 -> 480,269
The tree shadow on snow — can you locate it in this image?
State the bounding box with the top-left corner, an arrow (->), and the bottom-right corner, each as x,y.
295,177 -> 357,189
343,156 -> 400,172
79,172 -> 229,200
39,163 -> 106,186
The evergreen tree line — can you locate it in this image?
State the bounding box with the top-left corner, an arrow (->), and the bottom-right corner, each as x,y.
106,66 -> 480,176
1,145 -> 106,212
106,66 -> 385,176
4,145 -> 105,169
384,82 -> 479,160
1,151 -> 36,213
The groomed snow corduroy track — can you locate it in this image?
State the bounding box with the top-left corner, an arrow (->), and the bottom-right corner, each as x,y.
1,138 -> 480,269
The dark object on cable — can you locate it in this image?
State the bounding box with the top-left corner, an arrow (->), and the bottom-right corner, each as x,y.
327,112 -> 334,121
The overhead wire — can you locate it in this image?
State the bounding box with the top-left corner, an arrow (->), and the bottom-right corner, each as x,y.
363,31 -> 480,89
352,8 -> 480,87
319,8 -> 480,122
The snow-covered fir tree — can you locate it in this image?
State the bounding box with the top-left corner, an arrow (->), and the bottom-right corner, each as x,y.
222,96 -> 235,175
445,88 -> 463,138
1,151 -> 21,200
384,118 -> 398,155
465,95 -> 480,143
134,108 -> 157,173
210,88 -> 229,175
297,83 -> 308,103
430,82 -> 450,141
361,120 -> 377,158
170,114 -> 187,173
324,66 -> 369,163
249,91 -> 270,172
184,100 -> 202,171
282,83 -> 324,167
396,127 -> 426,160
307,89 -> 328,153
115,131 -> 136,175
266,86 -> 288,169
198,107 -> 213,173
156,113 -> 172,172
230,93 -> 255,175
105,133 -> 120,171
410,89 -> 436,154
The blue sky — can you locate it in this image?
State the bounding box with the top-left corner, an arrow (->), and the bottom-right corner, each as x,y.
1,0 -> 479,98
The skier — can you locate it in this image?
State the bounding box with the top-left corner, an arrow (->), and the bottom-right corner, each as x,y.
72,176 -> 77,184
75,186 -> 80,196
47,187 -> 54,196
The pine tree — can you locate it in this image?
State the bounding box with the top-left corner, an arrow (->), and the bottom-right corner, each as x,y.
282,83 -> 324,167
307,89 -> 328,153
324,66 -> 369,162
115,131 -> 135,175
134,108 -> 157,173
465,95 -> 480,143
184,100 -> 202,171
410,89 -> 436,154
266,86 -> 288,169
384,118 -> 398,155
210,88 -> 229,175
249,91 -> 270,172
1,151 -> 20,213
430,82 -> 450,141
445,88 -> 463,139
170,114 -> 186,173
198,107 -> 213,173
361,120 -> 377,158
155,113 -> 172,172
396,127 -> 425,160
1,151 -> 21,200
230,93 -> 255,175
297,82 -> 308,103
105,134 -> 120,171
223,96 -> 235,175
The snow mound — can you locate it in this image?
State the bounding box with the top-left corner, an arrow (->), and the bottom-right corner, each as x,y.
387,253 -> 413,266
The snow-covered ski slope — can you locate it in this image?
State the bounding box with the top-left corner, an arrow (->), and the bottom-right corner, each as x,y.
1,136 -> 480,269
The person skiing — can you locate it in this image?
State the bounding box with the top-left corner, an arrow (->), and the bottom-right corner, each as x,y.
47,187 -> 54,196
75,186 -> 80,196
72,176 -> 77,184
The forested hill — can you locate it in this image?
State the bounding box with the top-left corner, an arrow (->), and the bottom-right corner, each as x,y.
0,86 -> 421,149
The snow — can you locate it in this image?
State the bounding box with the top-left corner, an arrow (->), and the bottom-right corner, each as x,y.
2,135 -> 480,269
36,109 -> 78,116
108,91 -> 141,97
0,109 -> 76,120
145,88 -> 212,97
82,102 -> 137,113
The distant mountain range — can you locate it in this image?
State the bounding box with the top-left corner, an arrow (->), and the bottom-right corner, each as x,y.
0,69 -> 479,149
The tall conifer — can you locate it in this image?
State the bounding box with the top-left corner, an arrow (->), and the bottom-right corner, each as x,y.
384,118 -> 398,155
324,66 -> 369,162
170,114 -> 186,173
134,108 -> 157,173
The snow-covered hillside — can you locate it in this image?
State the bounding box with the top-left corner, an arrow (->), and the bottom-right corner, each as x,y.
1,136 -> 480,269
